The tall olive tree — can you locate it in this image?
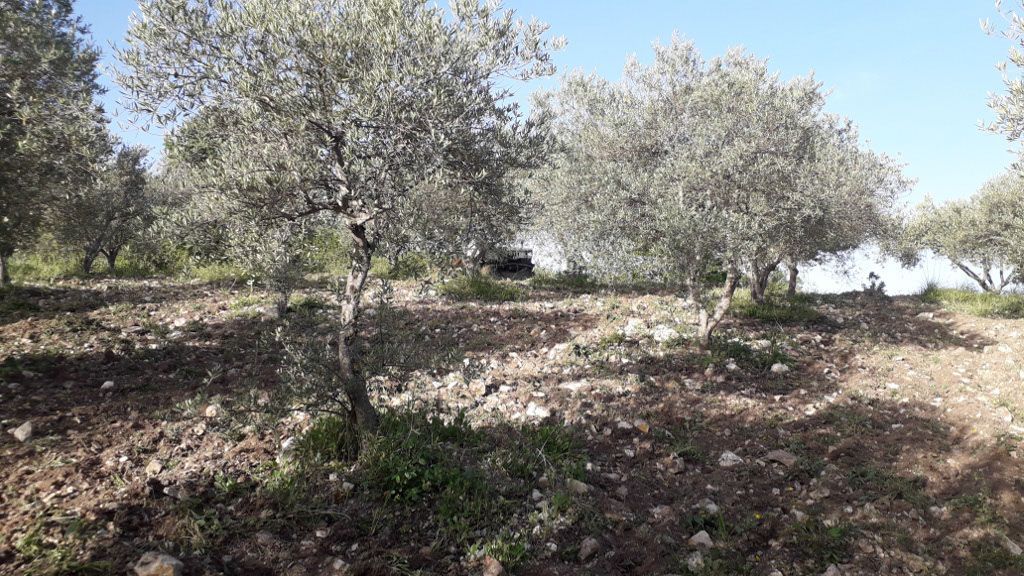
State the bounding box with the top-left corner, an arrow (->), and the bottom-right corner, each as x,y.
534,38 -> 907,344
55,143 -> 151,273
761,117 -> 910,299
908,172 -> 1024,293
117,0 -> 560,431
0,0 -> 106,285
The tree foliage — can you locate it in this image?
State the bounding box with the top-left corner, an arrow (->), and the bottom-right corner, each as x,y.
908,172 -> 1024,293
54,143 -> 151,273
0,0 -> 106,285
533,38 -> 907,343
117,0 -> 561,430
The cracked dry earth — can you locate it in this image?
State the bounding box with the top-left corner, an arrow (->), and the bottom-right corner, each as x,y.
1,278 -> 1023,575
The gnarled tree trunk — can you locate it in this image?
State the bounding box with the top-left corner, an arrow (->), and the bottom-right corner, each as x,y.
691,266 -> 740,348
103,247 -> 121,272
338,221 -> 380,434
747,258 -> 780,304
786,262 -> 799,296
0,251 -> 11,287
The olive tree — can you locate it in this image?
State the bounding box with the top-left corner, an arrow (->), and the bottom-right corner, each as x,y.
535,38 -> 908,342
54,143 -> 151,273
764,117 -> 910,299
117,0 -> 559,431
908,172 -> 1024,293
0,0 -> 106,285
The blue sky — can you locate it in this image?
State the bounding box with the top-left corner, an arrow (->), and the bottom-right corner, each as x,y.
83,0 -> 1015,206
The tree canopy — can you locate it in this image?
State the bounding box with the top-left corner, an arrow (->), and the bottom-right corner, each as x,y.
532,38 -> 908,343
117,0 -> 561,430
0,0 -> 107,284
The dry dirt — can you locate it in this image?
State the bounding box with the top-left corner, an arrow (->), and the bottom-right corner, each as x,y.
1,278 -> 1023,575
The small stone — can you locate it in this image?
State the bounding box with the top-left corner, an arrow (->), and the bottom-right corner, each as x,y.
822,565 -> 841,576
652,324 -> 679,343
101,380 -> 115,390
770,363 -> 790,374
622,318 -> 645,338
768,571 -> 783,576
578,536 -> 600,561
145,459 -> 163,476
688,530 -> 713,548
341,482 -> 355,494
696,498 -> 719,515
526,402 -> 551,419
10,421 -> 32,442
532,489 -> 543,501
634,419 -> 650,434
482,555 -> 505,576
686,551 -> 704,571
133,552 -> 183,576
566,478 -> 590,494
1002,534 -> 1023,556
204,404 -> 220,418
718,451 -> 744,467
765,449 -> 798,467
255,531 -> 277,547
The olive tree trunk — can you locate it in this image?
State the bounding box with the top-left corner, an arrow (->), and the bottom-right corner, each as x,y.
747,258 -> 781,304
955,263 -> 1011,294
103,247 -> 121,272
691,266 -> 740,348
338,221 -> 380,434
0,251 -> 10,287
786,262 -> 799,296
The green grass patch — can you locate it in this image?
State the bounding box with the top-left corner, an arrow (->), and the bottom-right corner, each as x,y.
732,290 -> 822,324
848,465 -> 930,508
697,336 -> 793,374
790,519 -> 855,570
438,274 -> 526,303
918,284 -> 1024,318
185,262 -> 247,284
529,271 -> 602,292
295,415 -> 360,465
370,252 -> 431,280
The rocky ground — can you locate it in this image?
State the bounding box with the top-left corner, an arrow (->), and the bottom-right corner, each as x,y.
1,277 -> 1023,575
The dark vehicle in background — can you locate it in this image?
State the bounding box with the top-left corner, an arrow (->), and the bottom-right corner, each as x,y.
480,247 -> 534,278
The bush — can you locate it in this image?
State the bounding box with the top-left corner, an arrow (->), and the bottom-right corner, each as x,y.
918,284 -> 1024,318
439,274 -> 526,302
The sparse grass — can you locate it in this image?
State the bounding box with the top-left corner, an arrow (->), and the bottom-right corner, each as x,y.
185,262 -> 247,284
732,289 -> 822,324
295,415 -> 360,465
790,519 -> 855,570
529,271 -> 602,292
370,252 -> 431,280
918,284 -> 1024,318
287,294 -> 328,315
438,274 -> 526,302
8,250 -> 81,282
697,335 -> 792,374
848,464 -> 931,508
963,538 -> 1024,576
13,517 -> 112,576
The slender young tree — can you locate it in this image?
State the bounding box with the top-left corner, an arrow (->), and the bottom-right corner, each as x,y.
117,0 -> 560,431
